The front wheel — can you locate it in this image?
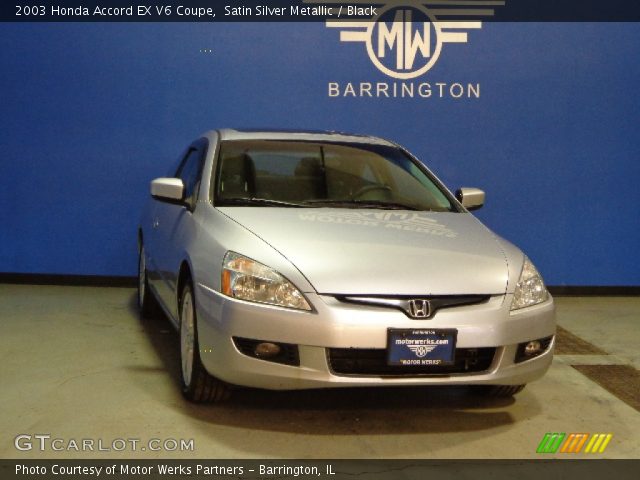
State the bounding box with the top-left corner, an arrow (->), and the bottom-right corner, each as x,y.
179,282 -> 231,403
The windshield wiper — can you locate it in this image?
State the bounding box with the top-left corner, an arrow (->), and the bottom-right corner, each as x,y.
217,197 -> 309,208
304,199 -> 422,211
218,197 -> 429,211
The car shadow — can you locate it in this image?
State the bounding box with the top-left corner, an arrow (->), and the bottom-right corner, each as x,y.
129,293 -> 538,440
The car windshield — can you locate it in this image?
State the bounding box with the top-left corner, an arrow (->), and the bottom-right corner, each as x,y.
214,140 -> 458,212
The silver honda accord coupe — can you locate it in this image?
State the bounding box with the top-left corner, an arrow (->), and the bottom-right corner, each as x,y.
138,129 -> 555,402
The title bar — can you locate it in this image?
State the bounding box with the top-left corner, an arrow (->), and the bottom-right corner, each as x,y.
4,1 -> 640,22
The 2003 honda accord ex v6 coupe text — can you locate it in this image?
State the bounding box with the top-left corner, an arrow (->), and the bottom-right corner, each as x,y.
138,129 -> 555,403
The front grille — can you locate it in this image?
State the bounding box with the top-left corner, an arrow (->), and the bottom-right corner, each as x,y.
336,295 -> 490,319
328,347 -> 496,376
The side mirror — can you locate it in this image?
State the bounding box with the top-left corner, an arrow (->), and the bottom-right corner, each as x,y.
151,178 -> 185,203
456,187 -> 485,211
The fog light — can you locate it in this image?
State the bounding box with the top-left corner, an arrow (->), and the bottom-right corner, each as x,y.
233,337 -> 300,366
524,340 -> 542,356
254,342 -> 281,358
515,336 -> 553,363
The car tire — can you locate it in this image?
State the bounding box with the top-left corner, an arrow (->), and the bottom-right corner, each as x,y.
138,244 -> 158,318
477,384 -> 526,397
179,282 -> 231,403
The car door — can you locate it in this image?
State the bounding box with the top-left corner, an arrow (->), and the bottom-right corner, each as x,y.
145,150 -> 185,298
151,140 -> 207,321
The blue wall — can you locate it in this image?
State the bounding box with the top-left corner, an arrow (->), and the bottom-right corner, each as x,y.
1,22 -> 639,285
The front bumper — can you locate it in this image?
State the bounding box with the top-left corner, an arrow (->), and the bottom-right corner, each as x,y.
195,285 -> 555,390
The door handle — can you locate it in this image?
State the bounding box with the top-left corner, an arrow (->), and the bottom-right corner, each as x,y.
153,219 -> 159,229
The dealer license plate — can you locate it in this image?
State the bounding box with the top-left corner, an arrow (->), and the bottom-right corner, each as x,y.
387,328 -> 457,366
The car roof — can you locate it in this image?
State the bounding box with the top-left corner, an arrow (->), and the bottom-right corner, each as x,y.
207,128 -> 396,146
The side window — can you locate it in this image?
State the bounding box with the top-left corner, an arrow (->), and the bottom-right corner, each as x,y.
175,148 -> 204,208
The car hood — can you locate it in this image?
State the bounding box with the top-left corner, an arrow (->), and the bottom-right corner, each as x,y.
217,208 -> 510,295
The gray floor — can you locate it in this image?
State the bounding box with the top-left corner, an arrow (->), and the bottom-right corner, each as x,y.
1,285 -> 638,459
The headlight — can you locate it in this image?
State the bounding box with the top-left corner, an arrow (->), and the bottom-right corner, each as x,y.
511,256 -> 549,311
221,252 -> 311,311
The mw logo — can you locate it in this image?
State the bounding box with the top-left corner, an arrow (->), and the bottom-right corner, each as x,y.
327,1 -> 506,79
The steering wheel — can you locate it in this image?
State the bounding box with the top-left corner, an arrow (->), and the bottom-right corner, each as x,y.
352,184 -> 392,200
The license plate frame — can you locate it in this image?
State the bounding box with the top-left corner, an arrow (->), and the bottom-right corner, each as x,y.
387,328 -> 458,366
